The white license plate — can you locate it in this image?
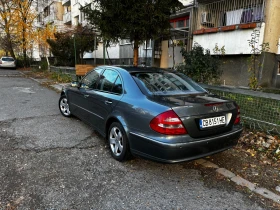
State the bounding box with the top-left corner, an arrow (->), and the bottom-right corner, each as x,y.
200,116 -> 226,128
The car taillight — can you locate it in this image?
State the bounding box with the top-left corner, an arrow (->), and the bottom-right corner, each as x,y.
150,110 -> 187,135
234,105 -> 240,124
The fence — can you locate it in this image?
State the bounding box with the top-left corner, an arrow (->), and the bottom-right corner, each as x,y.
50,66 -> 76,80
202,84 -> 280,135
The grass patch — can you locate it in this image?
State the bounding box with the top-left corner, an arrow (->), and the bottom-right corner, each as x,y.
29,68 -> 73,83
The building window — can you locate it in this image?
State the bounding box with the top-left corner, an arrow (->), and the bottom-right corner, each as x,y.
120,39 -> 131,45
81,12 -> 85,22
74,16 -> 79,25
278,62 -> 280,74
170,16 -> 189,29
144,40 -> 151,49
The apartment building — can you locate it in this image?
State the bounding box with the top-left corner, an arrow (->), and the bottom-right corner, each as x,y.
160,0 -> 195,68
191,0 -> 280,88
33,0 -> 117,64
35,0 -> 196,66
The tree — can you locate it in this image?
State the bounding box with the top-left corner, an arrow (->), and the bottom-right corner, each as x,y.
47,25 -> 98,66
177,43 -> 224,84
247,29 -> 270,90
0,0 -> 18,58
35,23 -> 56,69
0,0 -> 38,66
13,0 -> 37,67
81,0 -> 183,66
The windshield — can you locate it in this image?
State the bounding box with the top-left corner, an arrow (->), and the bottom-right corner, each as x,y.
2,57 -> 14,61
132,71 -> 207,95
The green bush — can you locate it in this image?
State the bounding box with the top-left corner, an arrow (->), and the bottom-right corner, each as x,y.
177,43 -> 223,84
16,56 -> 32,68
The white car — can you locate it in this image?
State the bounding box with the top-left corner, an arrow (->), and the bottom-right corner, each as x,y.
0,57 -> 16,69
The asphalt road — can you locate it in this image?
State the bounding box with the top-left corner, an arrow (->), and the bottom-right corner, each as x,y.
0,69 -> 265,209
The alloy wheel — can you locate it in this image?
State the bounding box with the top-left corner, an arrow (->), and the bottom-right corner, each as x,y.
60,97 -> 71,116
109,126 -> 124,156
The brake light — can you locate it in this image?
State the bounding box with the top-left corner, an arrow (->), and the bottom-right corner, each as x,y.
204,102 -> 223,107
150,110 -> 187,135
234,105 -> 240,124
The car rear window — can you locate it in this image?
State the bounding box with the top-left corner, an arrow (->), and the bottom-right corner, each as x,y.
2,57 -> 14,61
132,71 -> 207,95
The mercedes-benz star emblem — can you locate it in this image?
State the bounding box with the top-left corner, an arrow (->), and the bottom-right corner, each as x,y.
213,106 -> 218,112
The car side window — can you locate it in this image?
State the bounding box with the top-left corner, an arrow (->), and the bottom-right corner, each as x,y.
81,68 -> 103,89
111,76 -> 123,94
97,69 -> 123,94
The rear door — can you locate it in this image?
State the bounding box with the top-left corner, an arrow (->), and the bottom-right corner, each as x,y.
85,68 -> 123,133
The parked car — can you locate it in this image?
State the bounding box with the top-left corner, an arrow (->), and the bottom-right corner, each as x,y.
0,56 -> 16,69
59,66 -> 243,163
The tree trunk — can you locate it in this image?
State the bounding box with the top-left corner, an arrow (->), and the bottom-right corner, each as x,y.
23,27 -> 27,68
6,34 -> 15,58
133,39 -> 139,66
106,46 -> 113,65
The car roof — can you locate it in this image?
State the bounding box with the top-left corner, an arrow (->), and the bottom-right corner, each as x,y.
1,56 -> 14,59
114,65 -> 165,73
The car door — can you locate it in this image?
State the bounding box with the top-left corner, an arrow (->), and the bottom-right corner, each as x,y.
85,68 -> 124,134
67,68 -> 103,123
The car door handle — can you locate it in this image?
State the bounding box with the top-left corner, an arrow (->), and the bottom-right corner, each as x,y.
105,100 -> 112,105
84,95 -> 89,98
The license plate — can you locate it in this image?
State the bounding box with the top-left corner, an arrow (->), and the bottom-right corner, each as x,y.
199,116 -> 226,128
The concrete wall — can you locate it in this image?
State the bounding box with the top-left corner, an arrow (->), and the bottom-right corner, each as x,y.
83,43 -> 120,60
160,41 -> 169,68
160,40 -> 185,68
55,2 -> 64,21
219,55 -> 251,87
219,52 -> 277,88
276,75 -> 280,88
274,55 -> 280,88
260,52 -> 278,87
193,24 -> 265,55
263,0 -> 280,54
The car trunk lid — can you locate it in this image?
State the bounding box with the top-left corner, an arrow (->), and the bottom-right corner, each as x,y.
151,93 -> 238,138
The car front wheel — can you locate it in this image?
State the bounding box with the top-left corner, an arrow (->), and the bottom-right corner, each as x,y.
108,122 -> 130,161
59,95 -> 71,117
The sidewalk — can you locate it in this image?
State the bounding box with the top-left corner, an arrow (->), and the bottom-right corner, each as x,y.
201,83 -> 280,100
24,73 -> 69,93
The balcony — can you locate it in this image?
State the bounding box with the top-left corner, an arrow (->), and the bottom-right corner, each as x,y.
194,0 -> 264,30
62,0 -> 71,6
192,0 -> 266,55
44,13 -> 55,24
63,12 -> 71,24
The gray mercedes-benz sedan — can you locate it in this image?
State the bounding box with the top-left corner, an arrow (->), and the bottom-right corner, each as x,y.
59,66 -> 243,163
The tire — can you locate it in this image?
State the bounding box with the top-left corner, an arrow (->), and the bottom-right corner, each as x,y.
108,122 -> 130,161
59,95 -> 72,117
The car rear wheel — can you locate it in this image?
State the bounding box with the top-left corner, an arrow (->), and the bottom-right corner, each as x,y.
108,122 -> 130,161
59,95 -> 71,117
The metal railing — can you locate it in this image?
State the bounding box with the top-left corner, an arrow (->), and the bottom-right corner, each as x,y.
194,0 -> 265,30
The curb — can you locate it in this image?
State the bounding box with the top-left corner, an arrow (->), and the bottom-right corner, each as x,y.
195,159 -> 280,204
19,71 -> 67,93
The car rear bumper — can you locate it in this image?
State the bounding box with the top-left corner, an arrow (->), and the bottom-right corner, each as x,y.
0,64 -> 16,68
129,126 -> 243,163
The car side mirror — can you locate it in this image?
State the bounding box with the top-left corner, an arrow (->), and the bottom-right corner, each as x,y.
71,81 -> 80,88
